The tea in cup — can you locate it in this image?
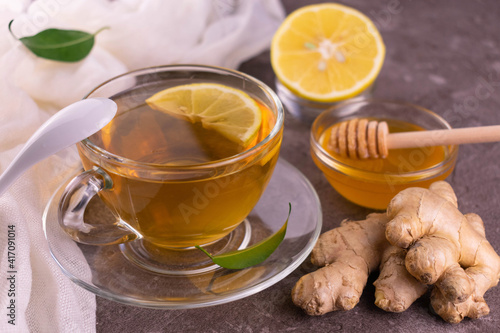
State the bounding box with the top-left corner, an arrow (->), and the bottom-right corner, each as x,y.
59,65 -> 284,273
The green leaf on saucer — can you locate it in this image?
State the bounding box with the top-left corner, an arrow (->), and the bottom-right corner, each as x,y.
196,203 -> 291,270
8,20 -> 108,62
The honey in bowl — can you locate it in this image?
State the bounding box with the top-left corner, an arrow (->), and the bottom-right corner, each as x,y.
310,100 -> 459,210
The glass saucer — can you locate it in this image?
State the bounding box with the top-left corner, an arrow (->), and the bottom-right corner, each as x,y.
42,158 -> 322,309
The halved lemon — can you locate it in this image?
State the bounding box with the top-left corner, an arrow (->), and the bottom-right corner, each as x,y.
146,83 -> 262,146
271,3 -> 385,102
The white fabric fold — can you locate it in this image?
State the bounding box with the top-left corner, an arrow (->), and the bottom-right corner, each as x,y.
0,0 -> 284,332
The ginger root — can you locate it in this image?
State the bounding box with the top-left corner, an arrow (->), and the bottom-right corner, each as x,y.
292,181 -> 500,323
386,181 -> 500,322
292,213 -> 426,315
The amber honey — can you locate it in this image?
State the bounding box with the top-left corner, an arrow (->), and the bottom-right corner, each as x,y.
312,118 -> 455,209
79,84 -> 281,248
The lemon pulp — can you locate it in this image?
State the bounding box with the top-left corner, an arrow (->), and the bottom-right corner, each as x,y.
271,3 -> 385,102
146,83 -> 262,147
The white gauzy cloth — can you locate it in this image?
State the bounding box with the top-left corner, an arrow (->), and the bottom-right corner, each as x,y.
0,1 -> 285,332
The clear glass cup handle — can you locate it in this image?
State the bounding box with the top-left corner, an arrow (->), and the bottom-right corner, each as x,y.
58,167 -> 138,245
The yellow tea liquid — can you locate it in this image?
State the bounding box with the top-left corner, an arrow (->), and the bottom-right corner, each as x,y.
314,119 -> 453,209
80,84 -> 280,248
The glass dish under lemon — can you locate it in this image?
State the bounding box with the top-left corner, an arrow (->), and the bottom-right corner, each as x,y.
310,99 -> 459,210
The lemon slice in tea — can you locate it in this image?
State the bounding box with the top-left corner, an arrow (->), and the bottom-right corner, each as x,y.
146,83 -> 262,147
271,3 -> 385,102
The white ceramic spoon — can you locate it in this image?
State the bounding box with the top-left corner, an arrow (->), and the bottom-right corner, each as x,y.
0,98 -> 117,196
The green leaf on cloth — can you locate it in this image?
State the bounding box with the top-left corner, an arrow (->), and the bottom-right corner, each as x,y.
8,20 -> 108,62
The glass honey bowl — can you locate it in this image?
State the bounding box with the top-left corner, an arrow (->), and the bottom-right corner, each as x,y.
310,99 -> 459,210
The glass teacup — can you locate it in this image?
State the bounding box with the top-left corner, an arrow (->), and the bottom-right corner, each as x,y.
58,65 -> 284,274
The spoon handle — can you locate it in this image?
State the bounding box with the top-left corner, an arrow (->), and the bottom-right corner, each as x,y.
0,126 -> 56,196
0,160 -> 26,196
386,125 -> 500,149
0,98 -> 116,196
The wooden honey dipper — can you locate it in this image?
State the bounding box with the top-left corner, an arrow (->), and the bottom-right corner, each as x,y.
328,118 -> 500,159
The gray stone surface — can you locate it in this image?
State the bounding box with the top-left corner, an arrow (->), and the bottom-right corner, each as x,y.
95,1 -> 500,332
